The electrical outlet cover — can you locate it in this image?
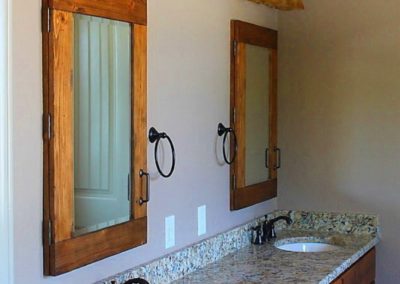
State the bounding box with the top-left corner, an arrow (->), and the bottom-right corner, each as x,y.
165,215 -> 175,249
198,205 -> 206,236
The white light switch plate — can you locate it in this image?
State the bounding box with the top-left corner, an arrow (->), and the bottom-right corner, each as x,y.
198,205 -> 206,236
165,215 -> 175,249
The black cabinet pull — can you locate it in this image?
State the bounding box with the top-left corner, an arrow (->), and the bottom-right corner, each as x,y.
149,127 -> 176,178
265,148 -> 269,168
139,170 -> 150,205
217,123 -> 237,165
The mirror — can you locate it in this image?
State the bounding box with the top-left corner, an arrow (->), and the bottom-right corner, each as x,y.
73,14 -> 132,236
230,20 -> 278,210
43,0 -> 147,275
245,44 -> 270,186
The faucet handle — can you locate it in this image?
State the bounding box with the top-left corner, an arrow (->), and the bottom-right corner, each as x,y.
251,226 -> 265,245
270,224 -> 276,239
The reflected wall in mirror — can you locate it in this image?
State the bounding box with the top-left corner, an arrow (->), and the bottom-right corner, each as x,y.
245,44 -> 270,186
42,0 -> 147,275
230,20 -> 278,210
73,14 -> 131,236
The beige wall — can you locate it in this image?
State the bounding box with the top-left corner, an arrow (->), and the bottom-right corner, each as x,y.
278,0 -> 400,282
11,0 -> 277,283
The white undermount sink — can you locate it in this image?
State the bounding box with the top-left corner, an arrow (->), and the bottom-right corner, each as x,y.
276,242 -> 340,253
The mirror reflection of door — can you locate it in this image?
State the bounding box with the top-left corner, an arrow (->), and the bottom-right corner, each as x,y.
245,44 -> 270,186
73,14 -> 131,236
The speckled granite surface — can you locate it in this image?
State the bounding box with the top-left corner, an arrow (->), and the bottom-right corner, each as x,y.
99,218 -> 259,284
99,210 -> 379,284
272,210 -> 378,235
171,230 -> 379,284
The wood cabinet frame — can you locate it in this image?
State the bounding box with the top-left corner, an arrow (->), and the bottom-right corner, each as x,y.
230,20 -> 278,210
42,0 -> 147,275
332,248 -> 376,283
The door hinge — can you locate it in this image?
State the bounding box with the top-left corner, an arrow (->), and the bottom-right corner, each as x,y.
127,174 -> 131,201
43,113 -> 52,140
70,70 -> 74,88
42,7 -> 51,33
47,8 -> 52,32
233,41 -> 238,57
48,220 -> 52,244
43,220 -> 52,245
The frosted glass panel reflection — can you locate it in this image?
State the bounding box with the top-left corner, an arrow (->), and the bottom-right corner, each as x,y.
73,14 -> 131,236
245,44 -> 270,186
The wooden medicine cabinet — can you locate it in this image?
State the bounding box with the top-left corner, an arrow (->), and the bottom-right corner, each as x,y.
230,20 -> 278,210
42,0 -> 147,275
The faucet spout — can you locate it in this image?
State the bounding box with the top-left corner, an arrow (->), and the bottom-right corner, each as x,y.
270,216 -> 293,225
262,215 -> 293,242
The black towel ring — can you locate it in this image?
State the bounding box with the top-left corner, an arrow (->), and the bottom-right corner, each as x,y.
217,123 -> 237,165
149,127 -> 176,178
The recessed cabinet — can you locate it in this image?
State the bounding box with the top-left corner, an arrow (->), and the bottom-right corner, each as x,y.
230,20 -> 278,210
42,0 -> 147,275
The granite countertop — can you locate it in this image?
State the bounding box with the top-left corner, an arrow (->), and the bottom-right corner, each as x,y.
171,229 -> 379,284
101,210 -> 379,284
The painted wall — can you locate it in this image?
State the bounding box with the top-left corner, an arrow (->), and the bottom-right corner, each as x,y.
11,0 -> 277,283
278,0 -> 400,282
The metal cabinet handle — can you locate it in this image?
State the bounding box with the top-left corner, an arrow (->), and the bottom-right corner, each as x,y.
139,170 -> 150,205
265,148 -> 269,168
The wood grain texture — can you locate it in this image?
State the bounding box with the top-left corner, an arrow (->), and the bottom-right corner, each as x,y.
233,180 -> 277,210
230,20 -> 278,210
357,248 -> 376,283
50,0 -> 147,25
133,24 -> 148,219
52,217 -> 147,275
234,42 -> 246,190
232,20 -> 278,49
247,0 -> 304,11
50,10 -> 75,243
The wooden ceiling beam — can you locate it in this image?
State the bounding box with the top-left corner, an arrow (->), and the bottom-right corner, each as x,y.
247,0 -> 304,11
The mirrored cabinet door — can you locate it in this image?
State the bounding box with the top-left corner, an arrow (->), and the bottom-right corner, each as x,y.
42,0 -> 147,275
230,20 -> 278,210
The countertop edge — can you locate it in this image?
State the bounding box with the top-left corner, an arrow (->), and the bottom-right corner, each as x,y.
320,236 -> 380,284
